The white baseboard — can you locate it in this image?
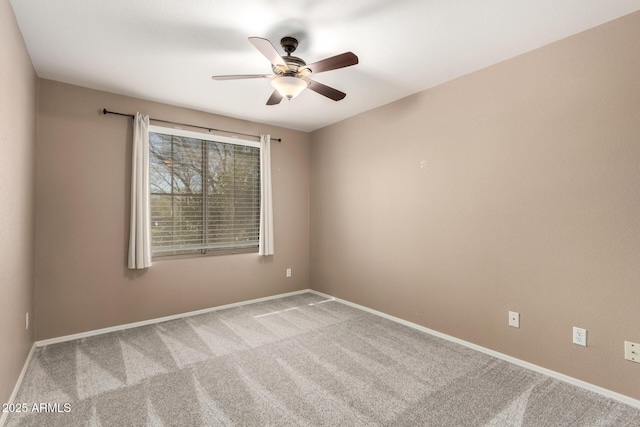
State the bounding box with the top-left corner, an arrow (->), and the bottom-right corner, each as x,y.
308,290 -> 640,410
22,288 -> 640,413
0,343 -> 36,427
36,289 -> 311,347
4,289 -> 312,427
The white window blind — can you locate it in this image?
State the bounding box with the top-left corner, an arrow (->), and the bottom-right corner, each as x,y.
148,126 -> 260,257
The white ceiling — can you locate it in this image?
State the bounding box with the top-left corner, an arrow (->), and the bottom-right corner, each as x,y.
10,0 -> 640,132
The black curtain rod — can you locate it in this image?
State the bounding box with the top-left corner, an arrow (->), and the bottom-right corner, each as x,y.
102,109 -> 281,142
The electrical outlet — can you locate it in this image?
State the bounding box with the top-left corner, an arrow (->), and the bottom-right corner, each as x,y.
26,312 -> 29,330
286,268 -> 292,278
573,327 -> 587,346
624,341 -> 639,363
508,311 -> 520,328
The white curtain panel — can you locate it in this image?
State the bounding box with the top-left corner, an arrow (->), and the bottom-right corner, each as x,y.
259,134 -> 274,256
128,112 -> 152,269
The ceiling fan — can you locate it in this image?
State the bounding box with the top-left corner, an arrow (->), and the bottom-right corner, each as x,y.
212,36 -> 358,105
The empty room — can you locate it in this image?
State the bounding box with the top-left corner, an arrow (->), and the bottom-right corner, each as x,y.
2,0 -> 640,425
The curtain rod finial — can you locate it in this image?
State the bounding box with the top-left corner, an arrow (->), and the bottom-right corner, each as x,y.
102,108 -> 107,115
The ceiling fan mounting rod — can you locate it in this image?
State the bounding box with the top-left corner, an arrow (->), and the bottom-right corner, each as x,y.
280,36 -> 298,55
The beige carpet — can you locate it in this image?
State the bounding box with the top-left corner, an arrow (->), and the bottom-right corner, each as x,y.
6,293 -> 640,426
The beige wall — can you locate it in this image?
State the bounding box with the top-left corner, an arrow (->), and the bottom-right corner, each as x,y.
35,80 -> 310,340
310,12 -> 640,399
0,0 -> 37,405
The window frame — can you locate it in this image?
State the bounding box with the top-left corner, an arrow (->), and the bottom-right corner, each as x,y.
148,125 -> 261,259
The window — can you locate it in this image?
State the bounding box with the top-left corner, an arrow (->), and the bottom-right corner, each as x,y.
148,126 -> 260,257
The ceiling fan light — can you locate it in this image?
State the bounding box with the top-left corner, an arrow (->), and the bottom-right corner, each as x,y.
271,76 -> 308,100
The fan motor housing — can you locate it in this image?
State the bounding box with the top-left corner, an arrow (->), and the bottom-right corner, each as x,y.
273,55 -> 306,75
270,36 -> 307,75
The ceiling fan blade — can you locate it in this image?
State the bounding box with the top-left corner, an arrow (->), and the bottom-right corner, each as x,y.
266,90 -> 283,105
249,37 -> 288,71
212,74 -> 272,80
304,52 -> 358,74
303,78 -> 346,101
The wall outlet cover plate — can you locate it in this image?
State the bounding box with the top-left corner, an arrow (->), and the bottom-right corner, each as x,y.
508,311 -> 520,328
624,341 -> 639,363
573,327 -> 587,346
